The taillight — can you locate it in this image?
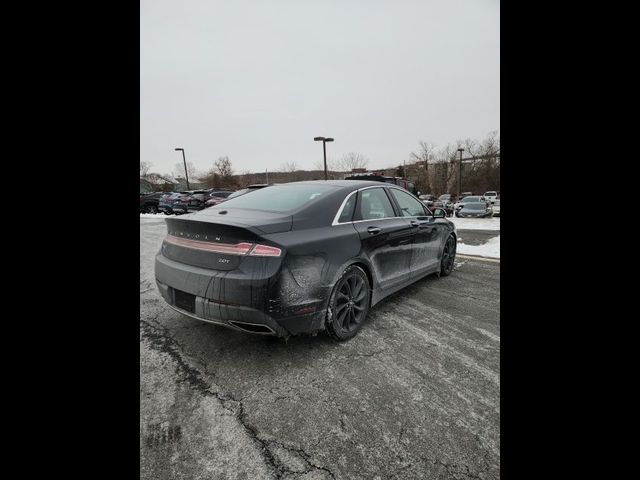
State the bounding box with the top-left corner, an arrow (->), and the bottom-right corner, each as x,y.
166,236 -> 253,255
165,235 -> 281,257
249,244 -> 282,257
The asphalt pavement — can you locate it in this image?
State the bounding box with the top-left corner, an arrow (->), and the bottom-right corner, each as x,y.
140,217 -> 500,480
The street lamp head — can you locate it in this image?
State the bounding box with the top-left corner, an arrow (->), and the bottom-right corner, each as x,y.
175,147 -> 184,151
325,138 -> 334,142
457,148 -> 464,152
314,137 -> 325,141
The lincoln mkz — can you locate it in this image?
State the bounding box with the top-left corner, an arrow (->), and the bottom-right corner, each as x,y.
155,180 -> 457,341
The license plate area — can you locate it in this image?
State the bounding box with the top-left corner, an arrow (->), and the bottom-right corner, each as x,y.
173,289 -> 196,313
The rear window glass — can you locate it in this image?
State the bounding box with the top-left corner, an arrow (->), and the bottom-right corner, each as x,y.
227,189 -> 249,199
338,193 -> 357,223
466,203 -> 486,210
220,184 -> 335,212
463,196 -> 481,202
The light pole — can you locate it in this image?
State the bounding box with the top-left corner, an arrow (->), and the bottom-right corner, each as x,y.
174,148 -> 189,190
457,148 -> 464,197
314,136 -> 334,180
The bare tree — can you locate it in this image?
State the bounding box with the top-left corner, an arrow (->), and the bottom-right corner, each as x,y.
140,161 -> 153,177
410,141 -> 436,165
313,156 -> 339,173
410,141 -> 436,193
279,161 -> 300,182
339,152 -> 369,172
280,161 -> 298,173
214,156 -> 234,177
173,161 -> 198,180
239,170 -> 257,187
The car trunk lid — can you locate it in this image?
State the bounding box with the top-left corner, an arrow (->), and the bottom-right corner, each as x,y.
162,211 -> 290,271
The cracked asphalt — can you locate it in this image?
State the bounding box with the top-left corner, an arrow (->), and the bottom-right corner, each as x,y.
140,217 -> 500,479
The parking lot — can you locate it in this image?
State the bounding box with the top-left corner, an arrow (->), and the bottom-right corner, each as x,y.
140,217 -> 500,479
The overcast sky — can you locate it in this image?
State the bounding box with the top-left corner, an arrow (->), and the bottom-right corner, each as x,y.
140,0 -> 499,177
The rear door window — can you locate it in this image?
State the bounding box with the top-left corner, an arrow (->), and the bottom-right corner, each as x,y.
356,188 -> 396,220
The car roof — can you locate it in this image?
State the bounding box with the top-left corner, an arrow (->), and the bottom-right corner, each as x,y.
283,179 -> 402,191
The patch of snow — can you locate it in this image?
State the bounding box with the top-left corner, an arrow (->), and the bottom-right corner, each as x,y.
140,213 -> 167,219
450,217 -> 500,231
457,235 -> 500,259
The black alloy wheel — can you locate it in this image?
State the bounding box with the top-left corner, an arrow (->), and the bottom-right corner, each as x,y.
440,234 -> 456,276
326,265 -> 370,341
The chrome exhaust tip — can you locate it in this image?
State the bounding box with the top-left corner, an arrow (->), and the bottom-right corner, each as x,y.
228,321 -> 276,335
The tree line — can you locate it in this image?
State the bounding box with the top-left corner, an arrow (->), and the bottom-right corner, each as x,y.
140,131 -> 499,194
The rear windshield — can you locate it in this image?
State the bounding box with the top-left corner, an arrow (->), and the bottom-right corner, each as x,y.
463,196 -> 481,202
465,203 -> 486,210
220,184 -> 336,212
227,189 -> 249,199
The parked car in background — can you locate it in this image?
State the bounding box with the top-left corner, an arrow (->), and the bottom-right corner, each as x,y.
483,191 -> 499,203
140,192 -> 165,214
155,180 -> 456,341
419,194 -> 437,201
419,194 -> 438,210
460,192 -> 474,199
492,199 -> 500,216
454,195 -> 487,214
158,192 -> 189,215
171,191 -> 206,214
204,190 -> 236,208
457,202 -> 493,218
431,201 -> 454,217
438,193 -> 458,204
185,191 -> 213,212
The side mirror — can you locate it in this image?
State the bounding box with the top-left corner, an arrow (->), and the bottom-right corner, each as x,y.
433,208 -> 446,218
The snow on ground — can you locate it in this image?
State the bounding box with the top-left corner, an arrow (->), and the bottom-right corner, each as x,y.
457,235 -> 500,259
140,213 -> 168,219
450,216 -> 500,231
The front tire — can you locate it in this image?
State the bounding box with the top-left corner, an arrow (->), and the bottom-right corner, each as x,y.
326,265 -> 370,341
440,234 -> 457,277
144,204 -> 158,214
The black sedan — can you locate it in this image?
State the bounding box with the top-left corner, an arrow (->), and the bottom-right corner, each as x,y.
155,181 -> 457,341
456,202 -> 494,218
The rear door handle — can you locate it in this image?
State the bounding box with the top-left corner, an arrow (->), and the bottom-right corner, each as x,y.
367,226 -> 381,235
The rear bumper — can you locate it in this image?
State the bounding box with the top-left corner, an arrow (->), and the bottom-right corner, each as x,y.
155,253 -> 327,338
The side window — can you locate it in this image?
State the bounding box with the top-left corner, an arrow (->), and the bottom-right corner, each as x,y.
357,188 -> 396,220
337,193 -> 357,223
390,189 -> 428,217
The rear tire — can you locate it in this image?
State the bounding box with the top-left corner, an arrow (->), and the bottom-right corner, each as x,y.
440,234 -> 456,277
325,265 -> 370,341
